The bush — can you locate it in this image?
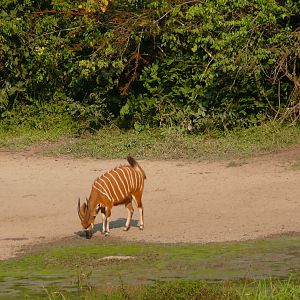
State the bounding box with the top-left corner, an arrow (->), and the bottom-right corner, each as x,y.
1,0 -> 300,131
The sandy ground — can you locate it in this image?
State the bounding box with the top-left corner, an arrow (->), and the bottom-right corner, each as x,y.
1,148 -> 300,260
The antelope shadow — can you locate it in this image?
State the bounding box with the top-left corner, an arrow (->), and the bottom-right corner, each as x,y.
75,218 -> 139,238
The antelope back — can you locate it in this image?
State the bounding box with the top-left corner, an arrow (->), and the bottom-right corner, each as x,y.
92,165 -> 145,205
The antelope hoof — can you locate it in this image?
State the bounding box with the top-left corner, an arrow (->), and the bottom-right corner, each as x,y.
139,225 -> 144,230
104,231 -> 110,237
123,226 -> 130,231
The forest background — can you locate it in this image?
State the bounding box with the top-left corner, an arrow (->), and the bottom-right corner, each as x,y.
1,0 -> 300,135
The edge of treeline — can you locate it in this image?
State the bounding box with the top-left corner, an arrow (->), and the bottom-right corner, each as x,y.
1,0 -> 300,133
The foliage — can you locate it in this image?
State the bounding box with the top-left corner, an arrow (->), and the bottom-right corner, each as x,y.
1,0 -> 300,131
123,0 -> 300,131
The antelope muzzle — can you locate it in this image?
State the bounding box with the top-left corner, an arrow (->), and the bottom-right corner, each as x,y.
85,229 -> 93,239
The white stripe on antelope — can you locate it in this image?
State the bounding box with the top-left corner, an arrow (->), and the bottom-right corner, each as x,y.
77,156 -> 146,239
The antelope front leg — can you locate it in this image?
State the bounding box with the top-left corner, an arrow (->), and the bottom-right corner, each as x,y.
104,216 -> 110,236
101,212 -> 106,234
104,208 -> 111,236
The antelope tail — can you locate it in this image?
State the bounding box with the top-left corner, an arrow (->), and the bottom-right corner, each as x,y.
127,155 -> 146,179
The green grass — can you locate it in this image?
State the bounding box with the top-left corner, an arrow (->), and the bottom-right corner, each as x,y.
42,278 -> 300,300
46,123 -> 300,160
0,126 -> 72,151
0,111 -> 78,152
1,121 -> 300,160
125,279 -> 300,300
1,236 -> 300,299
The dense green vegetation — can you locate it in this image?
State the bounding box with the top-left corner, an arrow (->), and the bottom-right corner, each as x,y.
1,237 -> 300,299
1,0 -> 300,132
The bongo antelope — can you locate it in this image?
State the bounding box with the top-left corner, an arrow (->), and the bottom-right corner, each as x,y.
77,156 -> 146,239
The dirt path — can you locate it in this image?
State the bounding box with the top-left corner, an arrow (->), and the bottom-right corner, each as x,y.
1,149 -> 300,260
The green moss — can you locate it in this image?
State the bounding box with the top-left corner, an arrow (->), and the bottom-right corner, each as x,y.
1,236 -> 300,299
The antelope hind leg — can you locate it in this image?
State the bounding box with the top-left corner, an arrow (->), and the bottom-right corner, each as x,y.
132,193 -> 144,230
124,201 -> 134,231
138,206 -> 144,230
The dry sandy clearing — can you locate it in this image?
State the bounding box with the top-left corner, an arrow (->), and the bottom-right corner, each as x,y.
1,148 -> 300,260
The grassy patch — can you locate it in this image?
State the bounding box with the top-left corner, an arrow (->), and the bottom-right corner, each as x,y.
41,278 -> 300,299
51,122 -> 300,160
1,236 -> 300,299
0,126 -> 73,151
1,122 -> 300,160
0,106 -> 79,152
135,279 -> 300,300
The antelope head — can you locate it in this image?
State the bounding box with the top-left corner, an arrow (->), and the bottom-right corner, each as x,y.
78,197 -> 93,239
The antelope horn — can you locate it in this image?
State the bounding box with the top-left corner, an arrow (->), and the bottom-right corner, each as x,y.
85,198 -> 90,221
78,198 -> 84,221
